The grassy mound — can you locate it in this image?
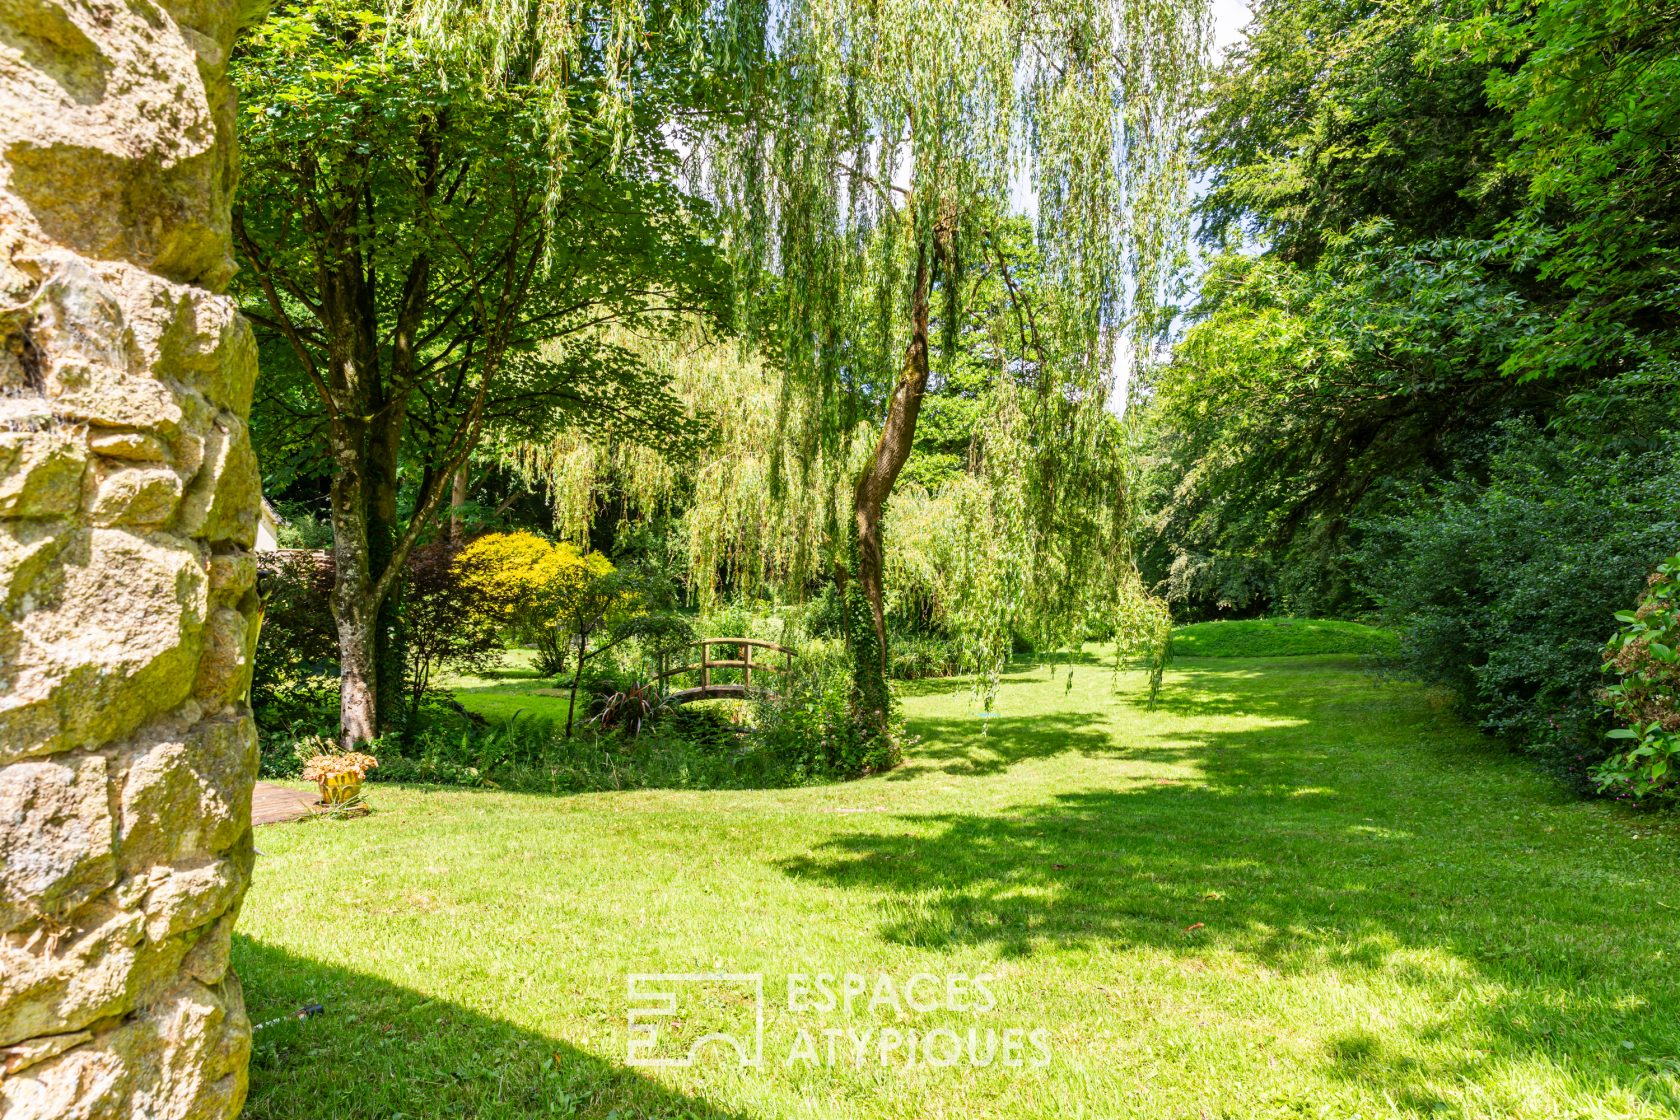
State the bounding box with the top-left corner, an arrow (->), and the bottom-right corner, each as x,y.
1171,617 -> 1398,659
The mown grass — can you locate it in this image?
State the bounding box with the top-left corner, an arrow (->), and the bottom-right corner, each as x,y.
237,625 -> 1680,1119
444,647 -> 576,725
1172,616 -> 1399,659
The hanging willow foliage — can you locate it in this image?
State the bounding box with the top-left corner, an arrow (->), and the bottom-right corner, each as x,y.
677,0 -> 1208,707
877,378 -> 1175,705
514,333 -> 871,608
407,0 -> 1207,711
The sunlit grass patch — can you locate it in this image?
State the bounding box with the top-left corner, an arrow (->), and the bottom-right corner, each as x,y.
238,624 -> 1680,1119
1172,617 -> 1399,659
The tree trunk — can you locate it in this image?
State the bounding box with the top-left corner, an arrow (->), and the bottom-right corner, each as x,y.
335,595 -> 380,745
321,209 -> 388,745
848,232 -> 937,742
449,465 -> 469,540
565,630 -> 587,738
368,406 -> 405,735
329,418 -> 380,744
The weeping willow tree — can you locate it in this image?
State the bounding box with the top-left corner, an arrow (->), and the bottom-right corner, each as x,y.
404,0 -> 1207,744
684,0 -> 1208,739
512,333 -> 868,605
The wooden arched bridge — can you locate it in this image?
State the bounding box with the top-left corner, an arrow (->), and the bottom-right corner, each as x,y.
654,638 -> 796,705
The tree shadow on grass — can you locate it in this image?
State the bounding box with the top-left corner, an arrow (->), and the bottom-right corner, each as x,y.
785,664 -> 1680,1112
1146,656 -> 1384,720
890,711 -> 1118,778
235,938 -> 750,1120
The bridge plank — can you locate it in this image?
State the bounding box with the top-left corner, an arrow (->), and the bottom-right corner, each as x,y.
665,684 -> 752,705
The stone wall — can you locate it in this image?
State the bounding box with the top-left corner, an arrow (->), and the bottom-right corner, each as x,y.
0,1 -> 265,1116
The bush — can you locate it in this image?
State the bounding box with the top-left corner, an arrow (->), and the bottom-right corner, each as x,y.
1362,424 -> 1680,789
803,584 -> 846,638
888,632 -> 963,680
454,531 -> 614,678
252,551 -> 338,734
1594,556 -> 1680,801
750,639 -> 902,778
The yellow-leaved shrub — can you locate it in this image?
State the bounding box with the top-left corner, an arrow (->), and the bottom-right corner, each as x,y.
454,531 -> 615,676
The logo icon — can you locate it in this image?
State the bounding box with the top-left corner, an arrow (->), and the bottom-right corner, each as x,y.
625,973 -> 765,1067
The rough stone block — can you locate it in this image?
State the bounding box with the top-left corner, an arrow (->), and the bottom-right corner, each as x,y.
175,414 -> 257,545
0,755 -> 114,929
89,463 -> 183,527
88,431 -> 168,463
0,528 -> 206,762
190,608 -> 252,710
0,429 -> 86,518
118,714 -> 254,869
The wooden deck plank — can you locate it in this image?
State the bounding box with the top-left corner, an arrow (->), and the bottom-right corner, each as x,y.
252,781 -> 318,826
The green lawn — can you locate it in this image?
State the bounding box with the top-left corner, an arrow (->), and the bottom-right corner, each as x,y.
1170,616 -> 1400,658
445,647 -> 575,725
237,629 -> 1680,1119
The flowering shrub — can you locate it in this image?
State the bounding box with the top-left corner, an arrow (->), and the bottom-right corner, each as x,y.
1594,555 -> 1680,801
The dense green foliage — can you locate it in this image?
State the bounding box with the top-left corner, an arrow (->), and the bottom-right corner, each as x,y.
1360,427 -> 1680,788
1595,556 -> 1680,801
234,0 -> 725,739
1138,0 -> 1680,796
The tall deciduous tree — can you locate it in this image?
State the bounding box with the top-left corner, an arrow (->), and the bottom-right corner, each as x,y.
689,0 -> 1208,745
232,0 -> 727,741
398,0 -> 1206,751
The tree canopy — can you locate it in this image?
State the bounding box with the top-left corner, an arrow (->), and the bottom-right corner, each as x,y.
234,0 -> 730,739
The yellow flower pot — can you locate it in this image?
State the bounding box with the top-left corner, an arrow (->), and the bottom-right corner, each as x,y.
316,772 -> 363,806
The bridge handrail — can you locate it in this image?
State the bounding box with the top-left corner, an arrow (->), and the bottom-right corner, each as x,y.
693,637 -> 795,655
651,637 -> 797,698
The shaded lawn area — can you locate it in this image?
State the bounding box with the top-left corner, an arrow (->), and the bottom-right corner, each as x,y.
236,637 -> 1680,1119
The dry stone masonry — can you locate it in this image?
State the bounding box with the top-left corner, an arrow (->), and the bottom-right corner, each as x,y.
0,1 -> 266,1116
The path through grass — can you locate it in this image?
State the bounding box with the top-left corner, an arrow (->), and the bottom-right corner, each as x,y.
237,629 -> 1680,1119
